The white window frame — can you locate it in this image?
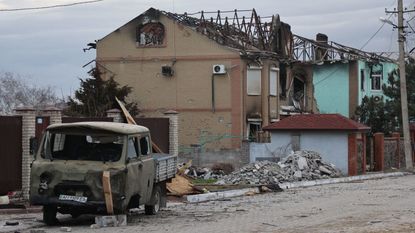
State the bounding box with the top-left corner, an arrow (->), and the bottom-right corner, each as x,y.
371,74 -> 382,91
269,68 -> 279,96
247,66 -> 262,96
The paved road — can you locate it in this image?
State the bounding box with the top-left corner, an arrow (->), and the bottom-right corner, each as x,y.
2,174 -> 415,233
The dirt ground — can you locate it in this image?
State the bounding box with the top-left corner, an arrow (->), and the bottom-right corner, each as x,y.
1,174 -> 415,233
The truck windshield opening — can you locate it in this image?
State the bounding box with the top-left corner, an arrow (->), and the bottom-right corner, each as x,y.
42,132 -> 123,162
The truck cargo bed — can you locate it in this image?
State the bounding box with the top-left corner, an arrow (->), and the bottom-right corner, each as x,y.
153,154 -> 177,182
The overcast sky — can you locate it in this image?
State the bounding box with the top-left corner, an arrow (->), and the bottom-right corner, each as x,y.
0,0 -> 413,97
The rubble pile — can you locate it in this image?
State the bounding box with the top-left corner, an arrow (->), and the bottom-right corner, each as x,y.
185,166 -> 226,180
181,162 -> 234,180
218,150 -> 342,185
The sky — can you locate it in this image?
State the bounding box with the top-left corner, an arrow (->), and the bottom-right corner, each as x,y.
0,0 -> 414,97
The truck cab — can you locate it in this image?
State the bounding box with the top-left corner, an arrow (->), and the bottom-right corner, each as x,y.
30,122 -> 176,225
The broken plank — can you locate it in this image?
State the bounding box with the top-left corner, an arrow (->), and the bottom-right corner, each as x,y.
102,171 -> 114,215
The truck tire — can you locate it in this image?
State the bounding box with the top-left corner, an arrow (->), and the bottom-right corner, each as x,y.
43,205 -> 58,225
144,185 -> 161,215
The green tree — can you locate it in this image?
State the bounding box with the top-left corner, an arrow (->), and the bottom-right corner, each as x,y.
355,58 -> 415,135
64,68 -> 139,117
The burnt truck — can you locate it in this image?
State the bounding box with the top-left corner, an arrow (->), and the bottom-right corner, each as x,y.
29,122 -> 177,225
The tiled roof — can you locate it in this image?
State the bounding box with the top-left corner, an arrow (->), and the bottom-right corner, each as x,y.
263,114 -> 370,132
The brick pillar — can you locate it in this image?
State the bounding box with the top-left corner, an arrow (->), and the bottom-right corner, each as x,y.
348,133 -> 358,176
42,107 -> 62,125
164,110 -> 179,156
392,132 -> 401,169
373,133 -> 385,171
361,133 -> 367,174
106,109 -> 123,123
15,107 -> 36,200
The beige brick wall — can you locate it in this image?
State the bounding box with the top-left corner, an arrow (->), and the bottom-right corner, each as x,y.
15,109 -> 36,200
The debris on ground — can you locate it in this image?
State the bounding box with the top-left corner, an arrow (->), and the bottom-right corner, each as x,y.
217,150 -> 342,185
60,226 -> 72,232
184,163 -> 234,180
94,215 -> 127,228
167,174 -> 200,196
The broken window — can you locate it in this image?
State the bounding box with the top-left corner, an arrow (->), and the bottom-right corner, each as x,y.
370,64 -> 383,91
42,133 -> 123,162
247,67 -> 262,95
293,77 -> 305,102
136,22 -> 165,46
269,68 -> 279,96
360,69 -> 365,91
371,74 -> 381,91
140,136 -> 151,156
247,122 -> 261,142
127,137 -> 139,159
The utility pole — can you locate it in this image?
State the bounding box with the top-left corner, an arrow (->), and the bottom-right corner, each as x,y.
386,0 -> 413,169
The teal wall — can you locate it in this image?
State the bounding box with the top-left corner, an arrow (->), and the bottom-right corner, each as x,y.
357,61 -> 398,105
313,63 -> 350,116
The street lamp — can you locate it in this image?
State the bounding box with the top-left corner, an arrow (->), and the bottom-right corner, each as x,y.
379,17 -> 398,27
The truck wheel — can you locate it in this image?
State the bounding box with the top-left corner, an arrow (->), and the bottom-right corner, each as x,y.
43,205 -> 58,225
145,185 -> 161,215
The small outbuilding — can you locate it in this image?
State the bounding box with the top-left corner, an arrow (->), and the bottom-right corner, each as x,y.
262,114 -> 370,176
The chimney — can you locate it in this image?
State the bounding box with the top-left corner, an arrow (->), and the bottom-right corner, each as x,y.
315,33 -> 328,61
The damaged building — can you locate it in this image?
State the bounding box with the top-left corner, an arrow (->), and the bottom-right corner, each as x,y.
292,34 -> 397,118
94,7 -> 395,166
94,8 -> 309,166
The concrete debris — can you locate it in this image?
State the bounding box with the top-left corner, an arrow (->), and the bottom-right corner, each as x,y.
60,227 -> 72,232
184,163 -> 234,180
218,150 -> 342,185
94,215 -> 127,228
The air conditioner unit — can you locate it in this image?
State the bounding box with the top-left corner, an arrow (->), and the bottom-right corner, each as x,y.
212,64 -> 226,74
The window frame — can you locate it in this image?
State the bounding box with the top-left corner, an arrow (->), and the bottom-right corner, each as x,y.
247,66 -> 262,96
371,74 -> 382,91
269,68 -> 279,96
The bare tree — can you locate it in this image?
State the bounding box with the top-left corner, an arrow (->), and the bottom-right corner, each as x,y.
0,72 -> 61,115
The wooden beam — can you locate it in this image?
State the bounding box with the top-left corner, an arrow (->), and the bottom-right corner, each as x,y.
115,97 -> 163,153
102,171 -> 114,215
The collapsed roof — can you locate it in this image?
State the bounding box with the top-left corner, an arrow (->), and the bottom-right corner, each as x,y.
108,8 -> 394,64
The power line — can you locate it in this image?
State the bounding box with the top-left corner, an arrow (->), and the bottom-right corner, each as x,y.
0,0 -> 104,12
360,14 -> 393,50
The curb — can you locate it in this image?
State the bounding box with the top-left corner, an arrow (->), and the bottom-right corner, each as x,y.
279,171 -> 409,189
0,206 -> 42,215
185,172 -> 409,203
186,188 -> 260,203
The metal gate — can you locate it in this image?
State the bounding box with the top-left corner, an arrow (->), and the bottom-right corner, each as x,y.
0,116 -> 22,195
135,118 -> 170,154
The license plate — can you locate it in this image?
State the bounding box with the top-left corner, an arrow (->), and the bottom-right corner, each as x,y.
59,195 -> 87,203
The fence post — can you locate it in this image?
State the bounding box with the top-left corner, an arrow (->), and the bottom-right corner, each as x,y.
392,132 -> 401,169
373,132 -> 385,171
15,107 -> 36,200
164,110 -> 179,156
106,109 -> 123,123
42,107 -> 62,125
348,133 -> 358,176
361,133 -> 367,174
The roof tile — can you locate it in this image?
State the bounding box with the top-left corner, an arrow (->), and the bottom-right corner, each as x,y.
263,114 -> 370,132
